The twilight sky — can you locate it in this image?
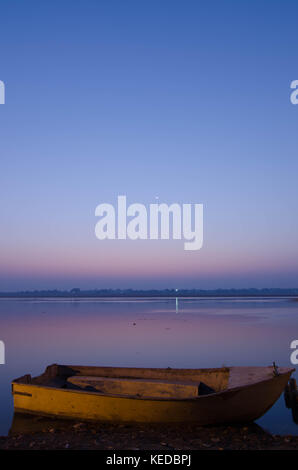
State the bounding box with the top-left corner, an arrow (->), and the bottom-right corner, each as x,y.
0,0 -> 298,290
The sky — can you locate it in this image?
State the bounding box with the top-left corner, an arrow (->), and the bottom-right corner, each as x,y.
0,0 -> 298,290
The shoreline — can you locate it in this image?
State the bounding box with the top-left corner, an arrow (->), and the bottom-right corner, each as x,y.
1,416 -> 298,450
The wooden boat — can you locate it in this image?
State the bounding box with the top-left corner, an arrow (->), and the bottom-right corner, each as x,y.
284,377 -> 298,423
11,363 -> 294,425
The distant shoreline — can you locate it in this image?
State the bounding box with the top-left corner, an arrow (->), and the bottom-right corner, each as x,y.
0,288 -> 298,299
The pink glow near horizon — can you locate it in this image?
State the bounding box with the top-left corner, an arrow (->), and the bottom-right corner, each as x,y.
1,239 -> 298,289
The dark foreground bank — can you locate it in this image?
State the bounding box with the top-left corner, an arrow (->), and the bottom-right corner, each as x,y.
0,414 -> 298,450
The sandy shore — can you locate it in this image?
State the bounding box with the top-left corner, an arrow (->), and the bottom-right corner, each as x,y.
0,415 -> 298,450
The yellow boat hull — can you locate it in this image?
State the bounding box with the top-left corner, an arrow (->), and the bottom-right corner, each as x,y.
11,365 -> 294,425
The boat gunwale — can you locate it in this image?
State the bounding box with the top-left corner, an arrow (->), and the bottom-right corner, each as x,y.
11,366 -> 295,403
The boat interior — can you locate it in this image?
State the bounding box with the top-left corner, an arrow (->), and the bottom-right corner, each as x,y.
13,364 -> 231,399
12,364 -> 283,400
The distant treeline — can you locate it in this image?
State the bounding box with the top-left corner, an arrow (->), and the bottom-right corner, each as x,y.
0,288 -> 298,298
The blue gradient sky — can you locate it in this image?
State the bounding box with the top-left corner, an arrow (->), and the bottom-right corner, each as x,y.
1,0 -> 298,290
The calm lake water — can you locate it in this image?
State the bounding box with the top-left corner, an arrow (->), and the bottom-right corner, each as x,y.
0,296 -> 298,436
